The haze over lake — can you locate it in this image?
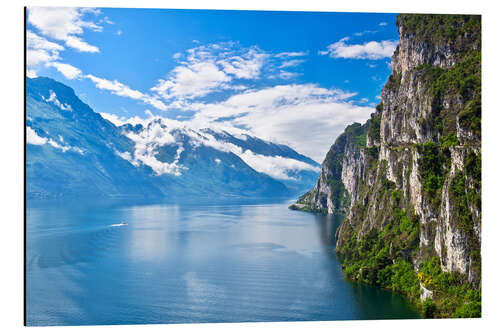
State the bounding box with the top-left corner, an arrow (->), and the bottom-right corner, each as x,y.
26,199 -> 419,325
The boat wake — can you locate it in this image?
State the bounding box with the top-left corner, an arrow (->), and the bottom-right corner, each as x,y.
110,221 -> 128,227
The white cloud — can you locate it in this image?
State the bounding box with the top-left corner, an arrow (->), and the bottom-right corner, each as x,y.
99,16 -> 114,25
78,42 -> 308,112
185,126 -> 320,179
27,30 -> 64,52
26,8 -> 102,75
152,43 -> 269,102
26,49 -> 59,68
321,37 -> 398,60
216,47 -> 268,79
85,74 -> 168,111
65,35 -> 99,53
238,150 -> 319,180
26,30 -> 63,68
100,112 -> 128,126
115,150 -> 139,167
86,74 -> 143,99
353,30 -> 378,37
27,7 -> 101,53
189,129 -> 320,179
111,115 -> 320,180
100,110 -> 158,127
151,43 -> 308,105
179,84 -> 371,162
26,69 -> 38,78
120,121 -> 187,176
279,59 -> 305,68
379,22 -> 388,26
269,70 -> 299,80
152,61 -> 231,100
275,51 -> 308,58
47,62 -> 82,79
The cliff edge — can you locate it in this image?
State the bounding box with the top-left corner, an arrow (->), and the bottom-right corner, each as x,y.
293,14 -> 481,318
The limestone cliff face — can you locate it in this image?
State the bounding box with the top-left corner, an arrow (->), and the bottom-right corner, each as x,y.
295,14 -> 481,292
293,122 -> 368,214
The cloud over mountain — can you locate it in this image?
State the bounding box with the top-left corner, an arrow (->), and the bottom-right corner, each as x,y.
320,37 -> 398,60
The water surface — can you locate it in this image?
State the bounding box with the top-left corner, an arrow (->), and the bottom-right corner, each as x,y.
26,200 -> 420,325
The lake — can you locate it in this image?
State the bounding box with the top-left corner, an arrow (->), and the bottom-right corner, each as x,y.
26,199 -> 420,326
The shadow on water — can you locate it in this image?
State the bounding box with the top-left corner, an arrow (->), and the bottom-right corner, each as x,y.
312,212 -> 421,320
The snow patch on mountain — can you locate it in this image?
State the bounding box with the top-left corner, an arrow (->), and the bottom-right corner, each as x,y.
115,116 -> 319,180
118,122 -> 187,176
27,126 -> 83,154
42,90 -> 72,111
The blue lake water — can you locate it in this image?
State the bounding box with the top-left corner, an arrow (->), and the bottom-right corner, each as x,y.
26,199 -> 420,326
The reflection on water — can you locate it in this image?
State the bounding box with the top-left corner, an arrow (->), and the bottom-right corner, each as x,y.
26,200 -> 420,326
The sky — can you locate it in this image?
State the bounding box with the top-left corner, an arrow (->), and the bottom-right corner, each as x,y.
26,7 -> 399,162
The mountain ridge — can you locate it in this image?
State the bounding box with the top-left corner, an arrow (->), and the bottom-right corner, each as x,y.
26,76 -> 320,200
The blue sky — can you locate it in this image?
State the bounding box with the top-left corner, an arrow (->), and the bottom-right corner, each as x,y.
26,7 -> 399,161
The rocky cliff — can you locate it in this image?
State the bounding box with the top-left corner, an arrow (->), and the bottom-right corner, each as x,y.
293,14 -> 481,318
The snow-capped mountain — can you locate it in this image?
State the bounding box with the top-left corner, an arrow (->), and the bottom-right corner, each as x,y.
26,77 -> 320,200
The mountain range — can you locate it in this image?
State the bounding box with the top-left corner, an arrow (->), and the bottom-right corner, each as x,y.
26,77 -> 320,200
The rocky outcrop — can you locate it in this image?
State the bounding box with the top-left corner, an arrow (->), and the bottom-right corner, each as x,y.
291,122 -> 368,214
294,14 -> 481,316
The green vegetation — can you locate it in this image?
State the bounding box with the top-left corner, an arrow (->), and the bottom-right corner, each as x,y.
449,165 -> 481,277
416,51 -> 481,138
338,188 -> 420,289
336,136 -> 480,318
289,201 -> 327,214
339,231 -> 481,318
459,94 -> 481,137
344,122 -> 368,148
368,113 -> 381,142
415,141 -> 451,209
320,122 -> 369,212
441,132 -> 459,149
353,133 -> 367,148
310,14 -> 481,319
364,146 -> 379,171
337,201 -> 422,310
465,151 -> 481,182
450,172 -> 474,234
397,14 -> 481,47
422,298 -> 437,318
418,257 -> 481,318
384,72 -> 402,92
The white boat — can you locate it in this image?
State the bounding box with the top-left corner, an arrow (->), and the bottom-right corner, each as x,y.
111,221 -> 128,227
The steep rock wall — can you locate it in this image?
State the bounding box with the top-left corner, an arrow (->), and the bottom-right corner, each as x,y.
293,14 -> 481,318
